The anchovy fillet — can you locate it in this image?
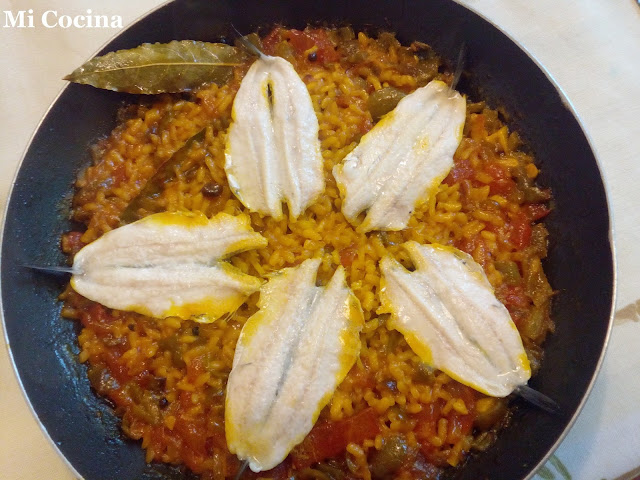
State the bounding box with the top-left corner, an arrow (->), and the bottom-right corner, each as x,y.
379,242 -> 530,397
333,80 -> 466,232
225,259 -> 364,472
71,211 -> 266,321
225,55 -> 324,220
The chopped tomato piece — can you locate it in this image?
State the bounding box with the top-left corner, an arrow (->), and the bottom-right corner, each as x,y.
415,389 -> 474,464
416,402 -> 449,467
360,117 -> 374,134
455,234 -> 478,256
509,212 -> 532,249
264,28 -> 339,64
173,415 -> 207,454
497,285 -> 530,309
471,237 -> 490,269
446,412 -> 473,444
444,159 -> 474,185
80,303 -> 114,335
339,244 -> 358,267
291,407 -> 380,469
444,385 -> 475,444
523,203 -> 551,221
347,364 -> 376,390
186,354 -> 206,381
485,162 -> 515,196
102,349 -> 130,385
414,401 -> 442,441
289,28 -> 339,63
61,231 -> 86,256
286,29 -> 316,53
261,27 -> 285,55
345,407 -> 380,444
446,381 -> 477,411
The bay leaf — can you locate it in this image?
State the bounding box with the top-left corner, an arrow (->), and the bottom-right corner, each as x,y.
64,41 -> 246,94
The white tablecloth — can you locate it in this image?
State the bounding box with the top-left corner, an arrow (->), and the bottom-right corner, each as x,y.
1,1 -> 639,479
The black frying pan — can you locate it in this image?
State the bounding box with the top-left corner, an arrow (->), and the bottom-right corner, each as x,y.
1,1 -> 614,479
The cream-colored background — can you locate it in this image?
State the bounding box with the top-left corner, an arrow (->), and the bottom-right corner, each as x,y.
1,1 -> 639,479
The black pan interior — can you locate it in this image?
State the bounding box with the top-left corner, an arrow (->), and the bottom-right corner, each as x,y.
1,1 -> 613,479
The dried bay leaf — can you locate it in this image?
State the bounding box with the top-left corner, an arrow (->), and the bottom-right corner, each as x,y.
65,41 -> 246,94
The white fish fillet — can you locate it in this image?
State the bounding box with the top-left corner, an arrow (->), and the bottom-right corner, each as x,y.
225,259 -> 364,472
333,80 -> 466,232
225,55 -> 324,220
71,211 -> 266,321
379,242 -> 530,397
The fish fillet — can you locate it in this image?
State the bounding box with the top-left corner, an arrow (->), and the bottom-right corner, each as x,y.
225,259 -> 364,472
71,211 -> 266,321
333,80 -> 466,232
379,242 -> 530,397
225,55 -> 324,220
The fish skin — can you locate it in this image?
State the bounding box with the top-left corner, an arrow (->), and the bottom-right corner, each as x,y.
225,259 -> 364,472
333,80 -> 466,232
225,55 -> 324,220
379,242 -> 530,397
71,211 -> 266,321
